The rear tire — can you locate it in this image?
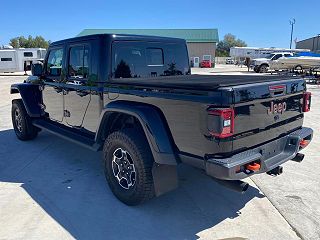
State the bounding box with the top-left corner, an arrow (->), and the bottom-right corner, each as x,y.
11,99 -> 38,141
103,128 -> 155,205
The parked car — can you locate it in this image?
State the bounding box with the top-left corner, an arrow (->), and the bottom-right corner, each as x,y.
270,52 -> 320,71
226,58 -> 235,64
10,34 -> 313,205
251,52 -> 293,73
200,59 -> 211,68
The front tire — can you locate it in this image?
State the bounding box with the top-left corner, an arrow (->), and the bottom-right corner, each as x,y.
103,129 -> 155,205
259,64 -> 269,73
11,99 -> 38,141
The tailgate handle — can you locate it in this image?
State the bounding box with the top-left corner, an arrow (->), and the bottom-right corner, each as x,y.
269,85 -> 286,97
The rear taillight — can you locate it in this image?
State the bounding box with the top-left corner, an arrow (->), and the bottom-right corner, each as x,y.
207,108 -> 234,138
303,92 -> 311,112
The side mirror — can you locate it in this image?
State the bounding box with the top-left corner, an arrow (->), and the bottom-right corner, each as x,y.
31,63 -> 43,76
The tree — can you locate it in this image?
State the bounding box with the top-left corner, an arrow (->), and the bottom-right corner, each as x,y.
9,35 -> 51,49
114,60 -> 132,78
216,34 -> 247,57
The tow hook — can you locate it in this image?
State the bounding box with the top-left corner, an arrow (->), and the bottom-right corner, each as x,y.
267,166 -> 283,176
245,162 -> 261,172
244,162 -> 261,174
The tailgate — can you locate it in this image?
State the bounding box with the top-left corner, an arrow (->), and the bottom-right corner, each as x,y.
230,79 -> 306,152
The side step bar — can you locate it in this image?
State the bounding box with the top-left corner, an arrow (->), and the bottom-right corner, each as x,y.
33,119 -> 100,151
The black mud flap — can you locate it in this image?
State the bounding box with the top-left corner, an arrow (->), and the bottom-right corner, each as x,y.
152,163 -> 178,197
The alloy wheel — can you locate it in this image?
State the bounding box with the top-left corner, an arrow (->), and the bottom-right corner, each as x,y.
112,148 -> 136,190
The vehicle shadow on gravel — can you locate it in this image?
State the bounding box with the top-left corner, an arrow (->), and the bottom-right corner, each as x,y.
0,129 -> 264,240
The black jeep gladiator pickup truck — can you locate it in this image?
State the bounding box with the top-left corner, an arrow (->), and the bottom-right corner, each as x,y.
11,34 -> 313,205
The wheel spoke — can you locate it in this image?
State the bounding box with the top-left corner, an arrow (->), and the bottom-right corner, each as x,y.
14,109 -> 23,132
124,173 -> 132,187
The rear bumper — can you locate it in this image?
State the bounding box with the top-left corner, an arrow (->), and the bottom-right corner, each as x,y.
204,127 -> 313,180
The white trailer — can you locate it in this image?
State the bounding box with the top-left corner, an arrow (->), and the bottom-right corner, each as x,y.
0,48 -> 46,73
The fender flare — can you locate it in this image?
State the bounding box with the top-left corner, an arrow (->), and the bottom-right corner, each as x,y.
96,100 -> 177,166
10,83 -> 43,118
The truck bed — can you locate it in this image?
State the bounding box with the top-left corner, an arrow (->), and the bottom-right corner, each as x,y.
109,74 -> 300,90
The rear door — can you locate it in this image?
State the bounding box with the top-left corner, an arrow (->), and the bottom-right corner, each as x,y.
63,43 -> 91,128
62,38 -> 100,132
231,79 -> 305,152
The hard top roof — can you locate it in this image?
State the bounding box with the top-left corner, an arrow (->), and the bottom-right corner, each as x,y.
50,33 -> 186,46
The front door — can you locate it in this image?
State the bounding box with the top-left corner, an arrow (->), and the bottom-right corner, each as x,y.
194,57 -> 200,67
42,47 -> 64,122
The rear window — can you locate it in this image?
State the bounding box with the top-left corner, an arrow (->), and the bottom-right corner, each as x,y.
112,41 -> 190,78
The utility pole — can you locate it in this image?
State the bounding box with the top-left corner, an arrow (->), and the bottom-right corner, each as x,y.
289,18 -> 296,49
317,34 -> 320,53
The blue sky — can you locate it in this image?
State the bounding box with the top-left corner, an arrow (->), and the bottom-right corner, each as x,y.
1,0 -> 319,48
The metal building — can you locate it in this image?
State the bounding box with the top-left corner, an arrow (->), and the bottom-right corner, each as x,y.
296,35 -> 320,53
78,29 -> 219,67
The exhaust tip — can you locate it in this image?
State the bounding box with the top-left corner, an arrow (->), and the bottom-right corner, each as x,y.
241,182 -> 249,193
291,153 -> 305,162
267,166 -> 283,176
214,179 -> 249,193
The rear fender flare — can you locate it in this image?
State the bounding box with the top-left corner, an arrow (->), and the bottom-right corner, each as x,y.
96,100 -> 177,166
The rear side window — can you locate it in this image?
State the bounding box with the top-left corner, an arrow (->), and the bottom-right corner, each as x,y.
68,45 -> 90,79
46,48 -> 63,76
113,44 -> 146,78
146,48 -> 163,66
112,41 -> 190,78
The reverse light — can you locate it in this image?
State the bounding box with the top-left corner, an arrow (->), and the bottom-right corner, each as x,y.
303,92 -> 311,112
207,108 -> 235,138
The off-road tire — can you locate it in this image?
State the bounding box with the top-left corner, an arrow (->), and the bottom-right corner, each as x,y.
11,99 -> 38,141
103,128 -> 155,205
